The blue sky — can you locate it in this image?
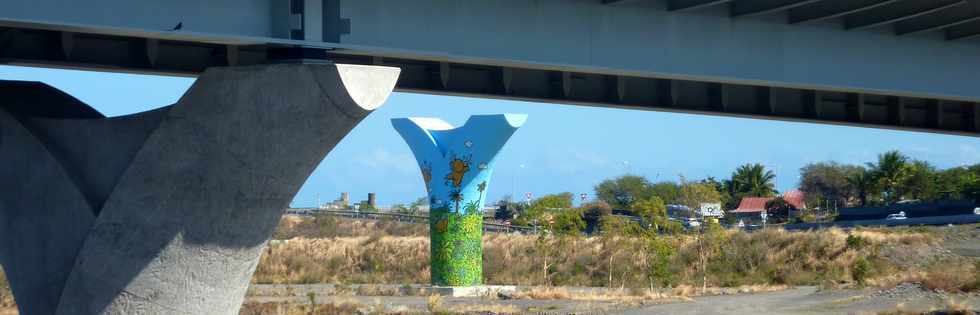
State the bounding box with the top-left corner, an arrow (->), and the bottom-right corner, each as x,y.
4,65 -> 980,207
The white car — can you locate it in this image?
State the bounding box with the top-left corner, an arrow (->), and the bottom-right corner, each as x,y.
684,218 -> 701,227
973,207 -> 980,215
885,211 -> 907,220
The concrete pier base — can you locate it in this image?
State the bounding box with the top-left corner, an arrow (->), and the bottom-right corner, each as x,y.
431,285 -> 518,297
0,63 -> 399,315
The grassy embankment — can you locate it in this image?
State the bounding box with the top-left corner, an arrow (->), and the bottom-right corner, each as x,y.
2,215 -> 977,314
255,215 -> 980,293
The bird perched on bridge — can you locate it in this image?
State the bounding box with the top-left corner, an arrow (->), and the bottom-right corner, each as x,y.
170,22 -> 182,31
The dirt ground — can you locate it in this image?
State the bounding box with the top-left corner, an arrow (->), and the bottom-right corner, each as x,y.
243,284 -> 980,314
624,285 -> 978,315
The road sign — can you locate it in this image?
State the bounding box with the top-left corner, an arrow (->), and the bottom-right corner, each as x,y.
700,203 -> 723,217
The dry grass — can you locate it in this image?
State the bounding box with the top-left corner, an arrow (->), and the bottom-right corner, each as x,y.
876,298 -> 976,315
445,303 -> 521,314
868,258 -> 980,293
255,218 -> 944,290
273,214 -> 426,239
0,216 -> 960,314
426,294 -> 443,313
510,286 -> 683,306
670,284 -> 789,297
239,299 -> 366,315
253,236 -> 429,284
504,285 -> 785,304
0,267 -> 13,310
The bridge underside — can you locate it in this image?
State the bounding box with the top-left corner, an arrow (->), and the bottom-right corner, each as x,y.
2,25 -> 975,137
3,0 -> 980,137
606,0 -> 980,40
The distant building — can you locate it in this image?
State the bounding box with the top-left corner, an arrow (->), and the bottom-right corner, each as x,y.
731,190 -> 807,222
351,193 -> 378,211
319,192 -> 351,210
731,197 -> 770,222
782,190 -> 807,210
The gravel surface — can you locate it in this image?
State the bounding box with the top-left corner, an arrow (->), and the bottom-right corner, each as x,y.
245,285 -> 980,314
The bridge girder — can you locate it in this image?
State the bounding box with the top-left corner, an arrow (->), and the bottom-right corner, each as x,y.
2,0 -> 980,137
602,0 -> 980,39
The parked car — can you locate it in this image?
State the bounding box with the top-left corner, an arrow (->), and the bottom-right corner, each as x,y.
885,211 -> 907,220
683,217 -> 701,228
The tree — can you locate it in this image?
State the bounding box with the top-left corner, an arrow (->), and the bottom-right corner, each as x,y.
646,237 -> 676,288
799,162 -> 861,207
649,182 -> 682,205
963,179 -> 980,202
678,179 -> 723,293
720,178 -> 740,210
765,197 -> 792,223
408,197 -> 428,215
357,201 -> 376,211
390,203 -> 409,213
702,177 -> 733,212
548,208 -> 586,235
494,195 -> 523,221
515,193 -> 574,226
901,160 -> 939,201
730,163 -> 777,198
581,201 -> 613,234
937,167 -> 980,200
867,150 -> 910,204
530,192 -> 574,210
633,196 -> 668,230
678,180 -> 723,214
595,175 -> 654,213
598,215 -> 646,237
847,167 -> 876,207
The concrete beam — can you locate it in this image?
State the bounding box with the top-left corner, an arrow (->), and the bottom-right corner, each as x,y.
789,0 -> 899,24
731,0 -> 822,18
668,0 -> 733,12
844,0 -> 966,30
946,19 -> 980,40
0,63 -> 400,315
895,7 -> 980,36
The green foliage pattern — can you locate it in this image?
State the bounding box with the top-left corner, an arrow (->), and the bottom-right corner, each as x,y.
430,207 -> 484,286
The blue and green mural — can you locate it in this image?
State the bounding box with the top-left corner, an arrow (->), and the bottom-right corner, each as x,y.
392,114 -> 527,286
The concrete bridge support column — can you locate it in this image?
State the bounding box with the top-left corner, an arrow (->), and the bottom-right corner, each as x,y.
392,114 -> 526,286
0,63 -> 399,314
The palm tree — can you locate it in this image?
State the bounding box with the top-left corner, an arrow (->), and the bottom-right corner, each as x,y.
867,151 -> 909,204
730,163 -> 777,197
847,167 -> 875,207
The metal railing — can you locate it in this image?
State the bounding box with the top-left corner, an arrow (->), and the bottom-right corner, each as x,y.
284,208 -> 537,234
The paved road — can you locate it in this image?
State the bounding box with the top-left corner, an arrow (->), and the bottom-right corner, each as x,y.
622,286 -> 973,315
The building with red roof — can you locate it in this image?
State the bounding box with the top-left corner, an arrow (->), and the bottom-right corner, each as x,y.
782,190 -> 807,210
732,197 -> 771,214
730,190 -> 807,223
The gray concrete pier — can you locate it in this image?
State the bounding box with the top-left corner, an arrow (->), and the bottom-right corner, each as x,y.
0,63 -> 399,314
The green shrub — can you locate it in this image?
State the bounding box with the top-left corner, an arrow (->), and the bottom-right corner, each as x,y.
550,208 -> 586,235
852,257 -> 873,285
846,234 -> 868,250
599,215 -> 647,237
647,237 -> 676,287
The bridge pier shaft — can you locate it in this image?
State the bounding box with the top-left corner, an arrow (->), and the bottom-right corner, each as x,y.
392,114 -> 526,286
0,63 -> 399,314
